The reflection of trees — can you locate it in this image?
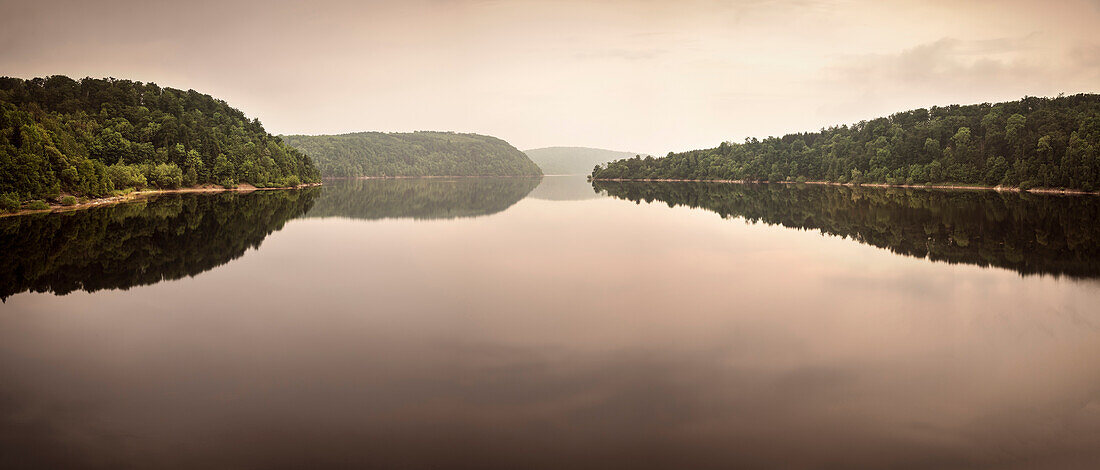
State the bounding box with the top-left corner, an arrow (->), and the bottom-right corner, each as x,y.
594,181 -> 1100,278
0,189 -> 318,300
305,178 -> 540,220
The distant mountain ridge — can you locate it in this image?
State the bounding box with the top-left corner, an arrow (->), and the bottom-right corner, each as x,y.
281,131 -> 542,178
524,147 -> 648,175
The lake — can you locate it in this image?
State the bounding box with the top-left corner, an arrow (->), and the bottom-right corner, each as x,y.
3,177 -> 1100,469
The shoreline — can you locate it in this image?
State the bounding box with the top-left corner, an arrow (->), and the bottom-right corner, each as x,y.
588,178 -> 1100,196
1,182 -> 322,218
324,175 -> 543,181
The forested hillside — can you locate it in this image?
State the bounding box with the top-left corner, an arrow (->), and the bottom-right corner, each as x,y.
0,75 -> 321,209
592,94 -> 1100,192
281,131 -> 542,178
524,147 -> 642,175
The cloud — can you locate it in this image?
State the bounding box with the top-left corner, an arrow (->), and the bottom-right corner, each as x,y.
803,33 -> 1100,131
1,0 -> 1096,152
574,48 -> 669,61
827,36 -> 1038,86
820,34 -> 1099,106
1069,42 -> 1100,79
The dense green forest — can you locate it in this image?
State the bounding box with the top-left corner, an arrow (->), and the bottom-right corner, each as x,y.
0,189 -> 318,300
524,147 -> 643,175
305,177 -> 539,220
0,75 -> 321,208
594,181 -> 1100,278
281,131 -> 542,178
592,95 -> 1100,192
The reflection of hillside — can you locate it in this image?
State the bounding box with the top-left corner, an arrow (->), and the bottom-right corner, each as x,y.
0,189 -> 318,300
594,181 -> 1100,279
306,178 -> 541,220
527,176 -> 602,201
523,147 -> 641,175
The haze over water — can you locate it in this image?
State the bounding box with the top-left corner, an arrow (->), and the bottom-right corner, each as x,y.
2,177 -> 1100,468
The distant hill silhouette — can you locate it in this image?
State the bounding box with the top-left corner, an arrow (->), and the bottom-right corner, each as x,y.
524,147 -> 647,175
282,131 -> 541,178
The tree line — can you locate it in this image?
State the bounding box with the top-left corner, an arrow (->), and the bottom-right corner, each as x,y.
0,75 -> 321,210
592,94 -> 1100,192
281,131 -> 543,178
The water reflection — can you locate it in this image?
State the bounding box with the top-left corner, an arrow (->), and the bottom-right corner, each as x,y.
0,178 -> 539,300
528,175 -> 603,201
0,189 -> 317,300
2,177 -> 1099,469
306,177 -> 540,220
594,180 -> 1100,278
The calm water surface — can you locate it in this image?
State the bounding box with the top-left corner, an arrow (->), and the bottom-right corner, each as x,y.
3,177 -> 1100,469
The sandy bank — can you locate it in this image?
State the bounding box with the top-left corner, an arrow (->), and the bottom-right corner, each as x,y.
323,175 -> 543,180
588,178 -> 1099,196
1,182 -> 322,218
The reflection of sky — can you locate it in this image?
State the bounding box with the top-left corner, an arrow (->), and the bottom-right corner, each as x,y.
3,195 -> 1100,468
526,176 -> 604,201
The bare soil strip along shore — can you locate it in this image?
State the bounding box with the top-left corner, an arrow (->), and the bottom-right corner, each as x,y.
323,175 -> 543,180
1,183 -> 323,218
589,178 -> 1100,196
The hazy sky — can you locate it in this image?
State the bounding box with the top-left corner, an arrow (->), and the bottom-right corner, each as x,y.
2,0 -> 1098,154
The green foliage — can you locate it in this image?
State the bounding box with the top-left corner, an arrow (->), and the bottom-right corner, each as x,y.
0,192 -> 18,212
281,131 -> 542,178
24,200 -> 49,210
59,195 -> 77,206
0,75 -> 321,202
594,181 -> 1100,278
106,163 -> 148,189
592,95 -> 1100,192
148,163 -> 183,189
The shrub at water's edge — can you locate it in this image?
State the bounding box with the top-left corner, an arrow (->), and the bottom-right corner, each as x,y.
281,131 -> 542,178
592,94 -> 1100,192
0,75 -> 321,205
